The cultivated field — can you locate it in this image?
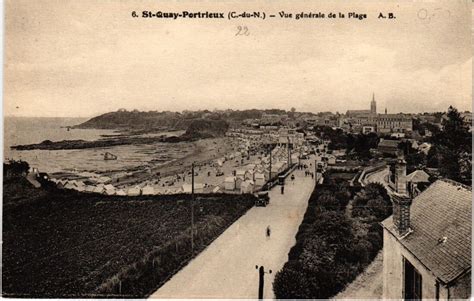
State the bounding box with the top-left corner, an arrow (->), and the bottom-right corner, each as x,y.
2,177 -> 255,298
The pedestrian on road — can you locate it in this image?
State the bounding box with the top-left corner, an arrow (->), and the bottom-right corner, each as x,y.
281,185 -> 284,194
311,172 -> 314,179
266,226 -> 271,238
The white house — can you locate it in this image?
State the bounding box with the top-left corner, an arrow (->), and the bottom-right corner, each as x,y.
382,177 -> 471,299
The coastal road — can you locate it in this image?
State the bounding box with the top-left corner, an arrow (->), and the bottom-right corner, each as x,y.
150,164 -> 315,299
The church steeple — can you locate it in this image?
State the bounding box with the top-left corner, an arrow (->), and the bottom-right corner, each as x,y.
370,93 -> 376,114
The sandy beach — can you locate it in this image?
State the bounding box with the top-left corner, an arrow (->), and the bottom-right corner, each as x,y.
112,137 -> 238,188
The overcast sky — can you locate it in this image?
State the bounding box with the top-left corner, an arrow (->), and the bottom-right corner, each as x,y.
5,0 -> 472,117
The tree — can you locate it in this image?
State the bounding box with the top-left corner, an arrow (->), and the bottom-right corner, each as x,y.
429,106 -> 471,184
346,133 -> 379,160
273,263 -> 312,299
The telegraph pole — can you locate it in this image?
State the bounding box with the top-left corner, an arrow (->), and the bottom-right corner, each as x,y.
315,159 -> 317,184
287,137 -> 291,167
269,146 -> 272,184
191,162 -> 195,254
255,265 -> 272,299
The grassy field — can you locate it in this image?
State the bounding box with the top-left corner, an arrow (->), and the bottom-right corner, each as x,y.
2,177 -> 255,298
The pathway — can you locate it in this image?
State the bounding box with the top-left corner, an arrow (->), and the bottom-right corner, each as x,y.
150,164 -> 315,298
365,166 -> 390,190
334,251 -> 384,299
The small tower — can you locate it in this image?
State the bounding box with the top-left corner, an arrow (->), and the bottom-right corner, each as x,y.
370,93 -> 376,114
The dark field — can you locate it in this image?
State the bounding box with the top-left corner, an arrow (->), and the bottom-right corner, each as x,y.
2,177 -> 255,298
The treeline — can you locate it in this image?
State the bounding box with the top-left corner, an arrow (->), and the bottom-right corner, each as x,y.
4,160 -> 29,177
426,106 -> 471,185
313,126 -> 379,159
273,181 -> 392,299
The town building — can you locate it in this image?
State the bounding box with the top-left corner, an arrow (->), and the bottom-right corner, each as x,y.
377,113 -> 413,133
382,159 -> 471,299
344,94 -> 413,133
378,139 -> 401,156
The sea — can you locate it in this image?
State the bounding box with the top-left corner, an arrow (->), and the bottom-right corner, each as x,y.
4,117 -> 191,179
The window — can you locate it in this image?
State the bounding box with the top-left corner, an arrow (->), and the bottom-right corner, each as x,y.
404,258 -> 422,300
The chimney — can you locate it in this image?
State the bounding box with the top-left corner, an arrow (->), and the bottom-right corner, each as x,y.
394,157 -> 407,195
391,193 -> 412,236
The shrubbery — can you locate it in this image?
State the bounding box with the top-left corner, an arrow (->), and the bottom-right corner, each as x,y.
273,180 -> 392,298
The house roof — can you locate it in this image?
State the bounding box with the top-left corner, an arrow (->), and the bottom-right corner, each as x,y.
378,139 -> 400,148
406,170 -> 430,183
382,179 -> 471,284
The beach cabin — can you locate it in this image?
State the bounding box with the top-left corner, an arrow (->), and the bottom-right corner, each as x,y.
93,184 -> 106,194
142,185 -> 155,195
127,186 -> 141,196
74,181 -> 85,191
235,177 -> 244,190
181,183 -> 205,194
195,183 -> 205,193
291,154 -> 299,163
271,162 -> 284,178
96,176 -> 111,183
246,164 -> 256,171
116,189 -> 126,196
75,184 -> 86,192
64,181 -> 77,190
56,180 -> 66,189
254,172 -> 266,187
84,185 -> 95,193
327,155 -> 336,165
224,177 -> 236,191
104,184 -> 116,195
216,158 -> 224,167
236,170 -> 246,178
245,170 -> 255,181
241,180 -> 255,194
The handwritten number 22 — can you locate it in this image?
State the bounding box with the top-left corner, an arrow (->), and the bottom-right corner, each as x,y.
236,26 -> 249,36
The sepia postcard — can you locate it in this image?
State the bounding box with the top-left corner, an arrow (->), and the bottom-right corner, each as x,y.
2,0 -> 472,299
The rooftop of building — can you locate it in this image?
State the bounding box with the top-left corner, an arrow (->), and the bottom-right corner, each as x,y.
406,170 -> 430,183
382,179 -> 472,284
378,139 -> 401,148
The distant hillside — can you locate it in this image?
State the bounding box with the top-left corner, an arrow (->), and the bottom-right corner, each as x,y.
183,119 -> 229,139
74,110 -> 192,131
74,109 -> 291,132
